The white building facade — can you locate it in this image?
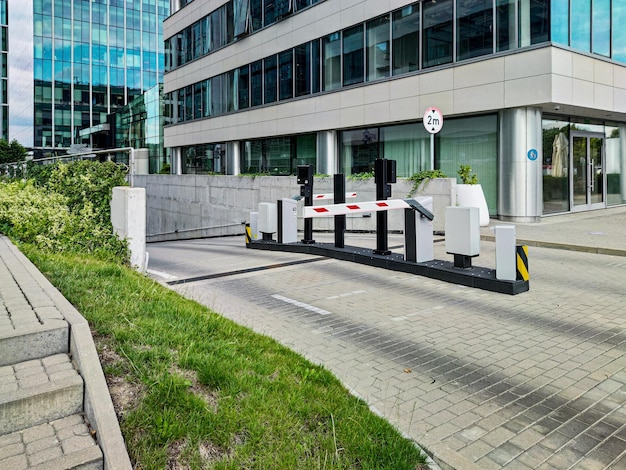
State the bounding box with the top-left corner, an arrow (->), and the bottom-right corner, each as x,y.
163,0 -> 626,222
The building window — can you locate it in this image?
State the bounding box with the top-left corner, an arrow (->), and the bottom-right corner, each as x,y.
392,4 -> 419,75
323,32 -> 341,91
238,65 -> 250,109
497,0 -> 516,52
591,0 -> 610,57
570,0 -> 591,52
423,0 -> 453,68
234,0 -> 250,38
613,2 -> 626,62
343,24 -> 364,86
251,60 -> 263,106
295,42 -> 311,97
457,0 -> 493,61
366,15 -> 390,82
340,128 -> 379,176
437,114 -> 498,215
240,134 -> 316,175
279,49 -> 293,100
264,55 -> 278,103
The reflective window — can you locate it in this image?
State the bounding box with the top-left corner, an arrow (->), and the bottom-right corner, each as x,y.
521,0 -> 549,46
457,0 -> 493,60
496,0 -> 514,51
295,43 -> 311,97
366,15 -> 390,82
571,0 -> 591,52
340,128 -> 379,175
343,25 -> 364,86
542,119 -> 570,214
381,123 -> 430,176
592,0 -> 610,56
264,55 -> 277,104
550,0 -> 569,46
437,115 -> 498,215
312,39 -> 321,93
614,2 -> 626,62
279,50 -> 293,100
250,0 -> 262,32
238,65 -> 250,109
392,4 -> 419,75
251,60 -> 262,106
323,32 -> 341,91
234,0 -> 250,37
423,0 -> 453,68
605,126 -> 623,206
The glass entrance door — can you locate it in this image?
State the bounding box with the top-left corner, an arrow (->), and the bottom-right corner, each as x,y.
570,132 -> 605,211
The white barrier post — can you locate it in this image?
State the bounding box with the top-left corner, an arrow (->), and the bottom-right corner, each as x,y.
494,225 -> 516,280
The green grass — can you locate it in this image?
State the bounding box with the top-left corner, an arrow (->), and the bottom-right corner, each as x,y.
23,246 -> 429,470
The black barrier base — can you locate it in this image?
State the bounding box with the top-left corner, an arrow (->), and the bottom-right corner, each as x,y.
247,240 -> 529,295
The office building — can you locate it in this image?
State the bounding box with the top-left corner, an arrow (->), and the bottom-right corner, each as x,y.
7,0 -> 169,161
164,0 -> 626,222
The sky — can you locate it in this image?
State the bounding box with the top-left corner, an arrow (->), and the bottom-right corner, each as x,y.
8,1 -> 34,147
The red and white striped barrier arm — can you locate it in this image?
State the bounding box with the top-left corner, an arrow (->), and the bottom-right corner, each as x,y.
313,192 -> 358,201
303,199 -> 412,218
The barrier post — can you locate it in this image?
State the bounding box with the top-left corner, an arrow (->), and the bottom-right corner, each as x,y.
374,158 -> 396,255
298,165 -> 315,244
494,225 -> 516,281
334,174 -> 346,248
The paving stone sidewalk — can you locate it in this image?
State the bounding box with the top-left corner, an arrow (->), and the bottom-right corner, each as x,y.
148,208 -> 626,470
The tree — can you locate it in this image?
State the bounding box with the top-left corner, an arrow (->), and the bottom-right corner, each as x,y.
0,139 -> 28,164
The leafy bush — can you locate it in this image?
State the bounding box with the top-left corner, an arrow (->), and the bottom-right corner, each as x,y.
458,164 -> 479,185
0,161 -> 129,263
407,169 -> 447,196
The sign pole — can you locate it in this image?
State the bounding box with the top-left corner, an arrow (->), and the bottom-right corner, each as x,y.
423,106 -> 444,170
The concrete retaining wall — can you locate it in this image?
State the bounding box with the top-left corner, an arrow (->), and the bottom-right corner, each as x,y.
134,175 -> 456,243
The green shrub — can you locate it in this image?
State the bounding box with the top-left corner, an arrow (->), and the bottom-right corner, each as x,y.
0,161 -> 129,263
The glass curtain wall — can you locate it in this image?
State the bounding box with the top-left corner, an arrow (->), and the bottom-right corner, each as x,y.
543,119 -> 626,214
33,0 -> 169,153
436,115 -> 498,215
169,1 -> 556,125
542,119 -> 570,214
239,134 -> 316,174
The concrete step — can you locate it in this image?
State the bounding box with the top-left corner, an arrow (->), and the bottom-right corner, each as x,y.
0,354 -> 83,436
0,414 -> 103,470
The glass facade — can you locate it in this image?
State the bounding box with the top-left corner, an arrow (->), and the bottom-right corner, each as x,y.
33,0 -> 169,154
168,1 -> 552,126
165,0 -> 324,71
542,118 -> 625,215
551,0 -> 626,60
338,116 -> 498,215
111,84 -> 171,173
239,134 -> 316,175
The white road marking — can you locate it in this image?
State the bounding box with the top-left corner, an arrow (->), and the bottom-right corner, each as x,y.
271,294 -> 331,316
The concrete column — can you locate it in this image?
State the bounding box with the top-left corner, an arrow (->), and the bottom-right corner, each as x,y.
498,107 -> 543,222
317,130 -> 337,175
226,141 -> 241,175
111,187 -> 146,272
172,147 -> 183,175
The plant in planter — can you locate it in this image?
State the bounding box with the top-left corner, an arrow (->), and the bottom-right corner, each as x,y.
456,164 -> 489,226
407,169 -> 447,197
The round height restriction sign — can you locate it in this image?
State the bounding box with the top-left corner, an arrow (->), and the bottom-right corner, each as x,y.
423,107 -> 444,134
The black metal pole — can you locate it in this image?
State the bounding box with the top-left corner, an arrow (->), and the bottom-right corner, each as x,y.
374,158 -> 391,255
300,164 -> 315,244
334,174 -> 345,248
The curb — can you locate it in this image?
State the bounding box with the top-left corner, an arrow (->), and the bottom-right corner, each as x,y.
4,240 -> 132,470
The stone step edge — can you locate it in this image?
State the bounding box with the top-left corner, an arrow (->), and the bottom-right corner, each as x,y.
0,355 -> 84,436
0,322 -> 69,367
